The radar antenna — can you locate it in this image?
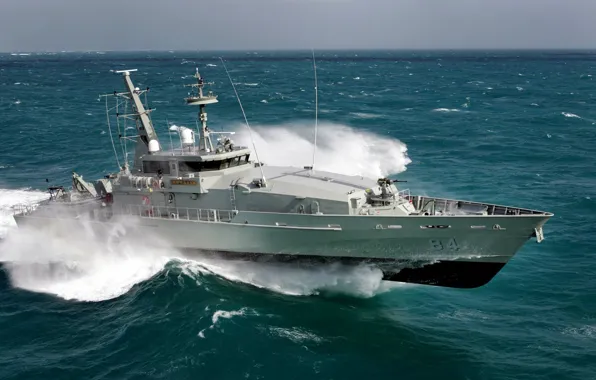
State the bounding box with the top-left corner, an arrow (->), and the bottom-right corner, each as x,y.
184,67 -> 218,152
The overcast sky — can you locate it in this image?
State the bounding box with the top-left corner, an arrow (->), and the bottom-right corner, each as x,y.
1,0 -> 594,52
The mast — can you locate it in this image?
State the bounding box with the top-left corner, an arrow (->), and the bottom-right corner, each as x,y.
185,68 -> 218,153
116,69 -> 159,151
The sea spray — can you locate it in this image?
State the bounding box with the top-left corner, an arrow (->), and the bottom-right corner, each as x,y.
0,188 -> 48,239
233,122 -> 411,178
176,258 -> 405,298
0,212 -> 171,302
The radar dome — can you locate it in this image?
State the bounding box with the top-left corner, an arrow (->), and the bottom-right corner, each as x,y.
180,127 -> 195,145
148,139 -> 160,153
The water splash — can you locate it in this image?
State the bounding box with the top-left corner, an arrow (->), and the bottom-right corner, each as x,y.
0,215 -> 171,302
234,122 -> 411,178
0,188 -> 48,239
177,258 -> 403,298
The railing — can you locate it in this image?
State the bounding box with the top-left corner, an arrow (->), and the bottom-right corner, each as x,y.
398,188 -> 411,201
412,195 -> 549,216
12,203 -> 39,217
119,204 -> 238,223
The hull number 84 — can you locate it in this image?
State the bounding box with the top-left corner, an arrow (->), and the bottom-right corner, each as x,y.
430,238 -> 459,251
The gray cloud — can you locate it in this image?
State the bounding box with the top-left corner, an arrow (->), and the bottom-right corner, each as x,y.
1,0 -> 594,52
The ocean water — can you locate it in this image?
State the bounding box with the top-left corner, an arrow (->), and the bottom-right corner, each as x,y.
0,50 -> 595,379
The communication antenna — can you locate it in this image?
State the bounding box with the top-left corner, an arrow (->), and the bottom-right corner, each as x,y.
104,95 -> 121,168
219,57 -> 267,187
311,49 -> 319,172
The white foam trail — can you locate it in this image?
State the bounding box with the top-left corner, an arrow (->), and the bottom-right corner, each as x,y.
178,258 -> 403,298
0,215 -> 171,302
233,122 -> 411,178
0,188 -> 48,239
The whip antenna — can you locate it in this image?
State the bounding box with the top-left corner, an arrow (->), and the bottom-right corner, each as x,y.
311,49 -> 319,172
219,57 -> 267,187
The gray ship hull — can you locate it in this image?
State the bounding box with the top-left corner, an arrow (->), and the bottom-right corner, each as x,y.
13,209 -> 549,288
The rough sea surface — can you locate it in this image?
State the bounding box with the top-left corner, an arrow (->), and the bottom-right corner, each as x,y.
0,50 -> 595,379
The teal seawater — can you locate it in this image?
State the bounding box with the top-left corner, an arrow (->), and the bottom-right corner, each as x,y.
0,50 -> 595,379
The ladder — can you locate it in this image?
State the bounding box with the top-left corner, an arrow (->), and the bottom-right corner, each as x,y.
229,184 -> 237,212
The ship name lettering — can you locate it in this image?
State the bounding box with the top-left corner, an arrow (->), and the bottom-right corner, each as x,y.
171,179 -> 197,186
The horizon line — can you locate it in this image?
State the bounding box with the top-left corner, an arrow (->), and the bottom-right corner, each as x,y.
2,47 -> 596,54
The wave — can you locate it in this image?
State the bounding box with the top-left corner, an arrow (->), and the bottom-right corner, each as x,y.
349,112 -> 384,119
432,108 -> 462,113
562,112 -> 581,119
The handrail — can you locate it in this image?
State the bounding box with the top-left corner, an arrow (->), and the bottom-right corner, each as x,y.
398,188 -> 410,200
12,203 -> 39,216
119,204 -> 238,223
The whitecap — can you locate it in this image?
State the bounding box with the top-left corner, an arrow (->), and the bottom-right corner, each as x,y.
562,325 -> 595,339
349,112 -> 383,119
269,327 -> 324,344
432,108 -> 461,113
562,112 -> 581,119
198,307 -> 256,338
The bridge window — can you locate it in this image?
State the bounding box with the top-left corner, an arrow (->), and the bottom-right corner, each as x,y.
202,160 -> 222,171
178,155 -> 251,173
179,161 -> 203,173
143,161 -> 171,174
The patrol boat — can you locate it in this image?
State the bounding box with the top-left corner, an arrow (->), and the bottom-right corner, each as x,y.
12,68 -> 553,289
